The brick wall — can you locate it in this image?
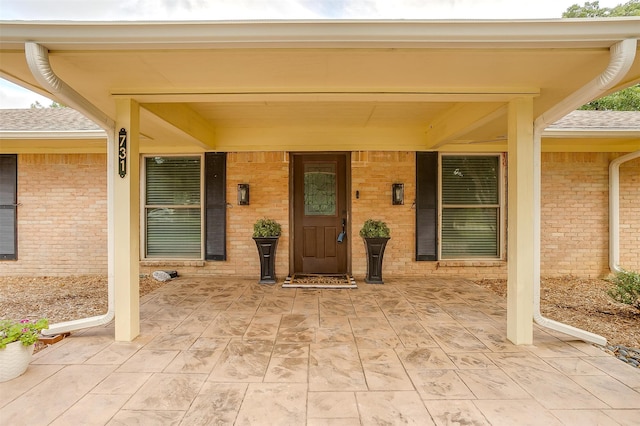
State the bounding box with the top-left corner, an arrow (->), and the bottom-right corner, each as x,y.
4,151 -> 638,280
540,153 -> 640,277
0,154 -> 107,276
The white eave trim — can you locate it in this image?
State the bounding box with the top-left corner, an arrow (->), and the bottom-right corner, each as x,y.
543,129 -> 640,138
0,130 -> 106,139
1,19 -> 639,49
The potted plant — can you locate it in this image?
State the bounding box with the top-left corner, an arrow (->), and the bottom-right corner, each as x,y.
253,218 -> 282,284
0,318 -> 49,382
360,219 -> 391,284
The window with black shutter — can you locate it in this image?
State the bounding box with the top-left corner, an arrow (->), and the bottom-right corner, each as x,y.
0,154 -> 17,260
142,153 -> 226,261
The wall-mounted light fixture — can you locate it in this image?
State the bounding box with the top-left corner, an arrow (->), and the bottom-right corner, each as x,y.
392,183 -> 404,205
238,183 -> 250,205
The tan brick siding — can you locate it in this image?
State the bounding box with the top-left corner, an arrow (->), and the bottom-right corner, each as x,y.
540,153 -> 639,277
3,151 -> 638,280
0,154 -> 107,276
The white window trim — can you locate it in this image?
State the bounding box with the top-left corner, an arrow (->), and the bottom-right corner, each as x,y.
438,152 -> 506,261
140,154 -> 205,260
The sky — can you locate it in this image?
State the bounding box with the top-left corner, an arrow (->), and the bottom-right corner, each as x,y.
0,0 -> 626,108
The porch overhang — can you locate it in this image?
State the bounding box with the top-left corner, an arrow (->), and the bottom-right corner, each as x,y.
1,19 -> 639,152
1,19 -> 639,345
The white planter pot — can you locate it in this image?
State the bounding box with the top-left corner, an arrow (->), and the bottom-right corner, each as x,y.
0,341 -> 35,382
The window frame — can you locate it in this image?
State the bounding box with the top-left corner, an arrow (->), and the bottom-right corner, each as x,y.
438,153 -> 505,260
0,154 -> 18,261
141,154 -> 204,260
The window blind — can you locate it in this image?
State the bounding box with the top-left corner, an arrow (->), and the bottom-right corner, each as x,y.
441,155 -> 500,259
145,156 -> 201,258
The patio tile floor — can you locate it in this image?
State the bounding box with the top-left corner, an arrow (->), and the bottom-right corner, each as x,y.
1,276 -> 639,425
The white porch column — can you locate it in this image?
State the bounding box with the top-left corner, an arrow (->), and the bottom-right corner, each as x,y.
507,97 -> 535,345
113,99 -> 140,341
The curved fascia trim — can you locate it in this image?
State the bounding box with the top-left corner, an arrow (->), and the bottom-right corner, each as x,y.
2,19 -> 640,49
529,38 -> 637,347
25,42 -> 116,336
25,43 -> 115,130
536,39 -> 637,129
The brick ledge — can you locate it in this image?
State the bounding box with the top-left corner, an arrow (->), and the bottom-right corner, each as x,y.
140,260 -> 206,267
438,260 -> 506,268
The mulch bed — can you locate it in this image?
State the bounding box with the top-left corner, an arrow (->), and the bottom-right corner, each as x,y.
474,276 -> 639,349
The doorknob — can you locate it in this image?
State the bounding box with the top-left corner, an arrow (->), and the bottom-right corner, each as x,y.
337,218 -> 346,243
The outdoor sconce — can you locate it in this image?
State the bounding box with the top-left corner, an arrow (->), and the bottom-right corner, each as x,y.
392,183 -> 404,205
238,184 -> 250,205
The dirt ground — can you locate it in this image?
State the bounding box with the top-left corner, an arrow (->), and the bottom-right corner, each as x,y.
474,276 -> 639,349
0,274 -> 638,349
0,275 -> 164,326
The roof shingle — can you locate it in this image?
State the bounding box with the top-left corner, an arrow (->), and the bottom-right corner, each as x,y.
0,108 -> 102,132
1,108 -> 639,133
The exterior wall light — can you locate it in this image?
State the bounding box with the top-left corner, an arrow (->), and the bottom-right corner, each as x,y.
392,183 -> 404,205
238,183 -> 250,205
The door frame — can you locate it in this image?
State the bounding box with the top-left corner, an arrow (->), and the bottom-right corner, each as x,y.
289,152 -> 352,276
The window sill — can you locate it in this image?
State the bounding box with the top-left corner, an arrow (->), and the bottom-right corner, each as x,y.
140,260 -> 206,267
437,260 -> 505,268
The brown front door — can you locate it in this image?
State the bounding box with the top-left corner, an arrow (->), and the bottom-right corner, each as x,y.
293,153 -> 348,274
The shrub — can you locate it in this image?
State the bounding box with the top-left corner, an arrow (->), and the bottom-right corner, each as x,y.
253,218 -> 282,238
607,269 -> 640,310
359,219 -> 390,238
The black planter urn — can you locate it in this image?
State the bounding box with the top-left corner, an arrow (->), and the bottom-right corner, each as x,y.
363,237 -> 390,284
253,237 -> 279,284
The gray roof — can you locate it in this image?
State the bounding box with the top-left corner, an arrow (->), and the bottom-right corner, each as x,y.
547,110 -> 640,131
0,108 -> 102,131
1,107 -> 639,134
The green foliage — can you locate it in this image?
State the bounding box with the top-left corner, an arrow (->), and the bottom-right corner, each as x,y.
611,0 -> 640,15
607,269 -> 640,310
563,0 -> 640,17
579,85 -> 640,111
0,318 -> 49,348
253,218 -> 282,237
563,2 -> 640,110
359,219 -> 390,238
30,100 -> 66,109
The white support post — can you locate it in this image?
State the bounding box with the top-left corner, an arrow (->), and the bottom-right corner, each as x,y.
507,97 -> 535,345
113,99 -> 141,341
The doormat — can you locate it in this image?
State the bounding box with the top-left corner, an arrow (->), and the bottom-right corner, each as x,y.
283,273 -> 357,289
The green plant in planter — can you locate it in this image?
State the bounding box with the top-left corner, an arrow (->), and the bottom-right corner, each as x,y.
359,219 -> 390,238
0,318 -> 49,348
253,218 -> 282,238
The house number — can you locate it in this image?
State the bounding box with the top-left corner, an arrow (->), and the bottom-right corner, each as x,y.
118,128 -> 127,178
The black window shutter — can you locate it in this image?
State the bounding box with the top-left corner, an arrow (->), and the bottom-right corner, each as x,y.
205,153 -> 226,260
416,152 -> 438,261
0,154 -> 17,260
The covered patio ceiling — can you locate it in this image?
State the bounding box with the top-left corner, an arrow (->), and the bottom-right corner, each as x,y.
1,19 -> 639,152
